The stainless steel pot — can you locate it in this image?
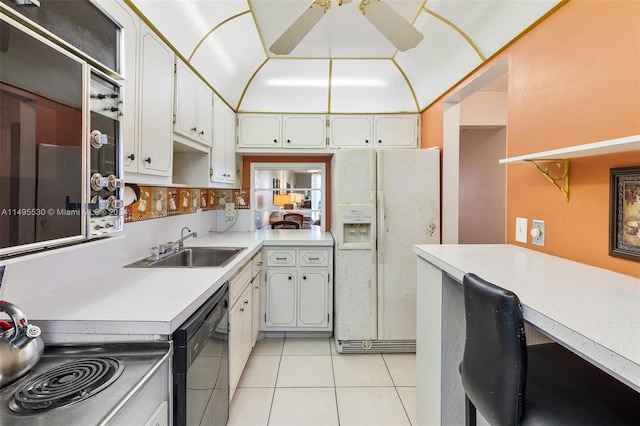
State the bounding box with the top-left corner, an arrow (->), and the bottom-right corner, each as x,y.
0,301 -> 44,387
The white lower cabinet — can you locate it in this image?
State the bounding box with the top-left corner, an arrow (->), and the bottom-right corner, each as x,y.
228,261 -> 252,401
228,252 -> 262,402
262,247 -> 333,332
250,252 -> 262,345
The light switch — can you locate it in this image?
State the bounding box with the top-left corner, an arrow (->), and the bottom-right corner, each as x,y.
516,217 -> 528,243
531,220 -> 545,246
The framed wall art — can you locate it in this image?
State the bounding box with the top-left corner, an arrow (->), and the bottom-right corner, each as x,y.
609,166 -> 640,261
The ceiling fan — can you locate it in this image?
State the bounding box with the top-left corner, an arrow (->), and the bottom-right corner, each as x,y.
269,0 -> 424,55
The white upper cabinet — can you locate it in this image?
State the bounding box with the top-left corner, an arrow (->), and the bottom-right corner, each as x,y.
174,59 -> 213,148
329,115 -> 374,148
138,23 -> 174,175
237,114 -> 327,152
330,114 -> 419,149
239,113 -> 418,153
282,115 -> 326,149
373,115 -> 420,148
237,114 -> 282,148
211,95 -> 236,185
98,0 -> 173,177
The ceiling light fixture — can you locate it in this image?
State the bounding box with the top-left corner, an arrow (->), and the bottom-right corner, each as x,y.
269,0 -> 423,56
265,77 -> 386,88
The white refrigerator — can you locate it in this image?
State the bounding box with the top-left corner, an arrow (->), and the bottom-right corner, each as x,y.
331,148 -> 440,352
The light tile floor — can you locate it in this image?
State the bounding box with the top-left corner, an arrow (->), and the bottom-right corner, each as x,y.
228,337 -> 416,426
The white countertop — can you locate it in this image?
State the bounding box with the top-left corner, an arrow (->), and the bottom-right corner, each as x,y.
20,230 -> 333,343
413,244 -> 640,390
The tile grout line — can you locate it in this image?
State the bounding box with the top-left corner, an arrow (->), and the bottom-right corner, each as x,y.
266,338 -> 285,426
330,337 -> 341,426
382,354 -> 414,426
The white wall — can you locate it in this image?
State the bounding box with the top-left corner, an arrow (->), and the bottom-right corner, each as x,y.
0,209 -> 249,305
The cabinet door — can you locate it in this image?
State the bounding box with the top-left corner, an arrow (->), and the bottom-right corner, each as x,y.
211,96 -> 235,183
195,80 -> 212,146
174,60 -> 197,139
373,115 -> 419,148
97,0 -> 140,173
329,115 -> 373,148
237,115 -> 281,147
228,301 -> 243,399
240,286 -> 253,365
265,270 -> 296,328
139,24 -> 173,175
297,271 -> 329,328
251,274 -> 261,346
282,115 -> 326,148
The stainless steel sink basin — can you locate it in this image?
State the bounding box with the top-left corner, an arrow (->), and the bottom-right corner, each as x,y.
126,247 -> 246,268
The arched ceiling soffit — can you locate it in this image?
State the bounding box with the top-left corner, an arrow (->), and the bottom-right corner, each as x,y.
130,0 -> 564,113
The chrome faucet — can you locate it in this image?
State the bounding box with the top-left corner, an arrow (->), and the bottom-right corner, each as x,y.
157,227 -> 198,255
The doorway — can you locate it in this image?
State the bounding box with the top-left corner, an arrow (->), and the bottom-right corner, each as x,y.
442,58 -> 508,244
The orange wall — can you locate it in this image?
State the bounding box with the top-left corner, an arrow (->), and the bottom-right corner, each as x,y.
421,0 -> 640,277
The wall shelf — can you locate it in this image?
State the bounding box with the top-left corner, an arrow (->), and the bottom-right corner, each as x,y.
499,134 -> 640,202
499,134 -> 640,163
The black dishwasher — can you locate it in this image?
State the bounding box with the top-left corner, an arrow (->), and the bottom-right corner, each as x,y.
173,282 -> 229,426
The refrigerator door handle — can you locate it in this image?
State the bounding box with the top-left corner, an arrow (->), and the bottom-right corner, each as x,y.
377,190 -> 385,339
377,190 -> 385,266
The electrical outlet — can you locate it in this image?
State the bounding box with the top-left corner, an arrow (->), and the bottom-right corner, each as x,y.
531,220 -> 545,246
225,202 -> 235,217
515,217 -> 528,243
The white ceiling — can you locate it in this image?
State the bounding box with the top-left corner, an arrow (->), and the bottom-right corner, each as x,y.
129,0 -> 563,113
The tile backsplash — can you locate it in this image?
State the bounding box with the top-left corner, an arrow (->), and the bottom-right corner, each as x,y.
125,183 -> 249,223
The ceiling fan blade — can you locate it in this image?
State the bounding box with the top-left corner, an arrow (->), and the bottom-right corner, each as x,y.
359,0 -> 423,51
269,0 -> 331,55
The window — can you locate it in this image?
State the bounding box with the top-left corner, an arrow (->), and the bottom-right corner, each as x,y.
250,163 -> 326,231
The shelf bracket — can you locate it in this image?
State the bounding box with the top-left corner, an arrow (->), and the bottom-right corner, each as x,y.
525,159 -> 570,202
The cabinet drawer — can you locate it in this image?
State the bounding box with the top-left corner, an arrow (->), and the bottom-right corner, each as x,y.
266,249 -> 296,267
230,260 -> 252,307
299,249 -> 329,267
251,251 -> 263,277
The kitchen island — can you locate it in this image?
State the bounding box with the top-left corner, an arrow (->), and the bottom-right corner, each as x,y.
413,244 -> 639,426
14,229 -> 334,343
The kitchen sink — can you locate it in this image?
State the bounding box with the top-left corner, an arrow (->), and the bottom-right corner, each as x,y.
126,247 -> 246,268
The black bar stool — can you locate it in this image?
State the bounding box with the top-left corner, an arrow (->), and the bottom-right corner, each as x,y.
460,273 -> 639,426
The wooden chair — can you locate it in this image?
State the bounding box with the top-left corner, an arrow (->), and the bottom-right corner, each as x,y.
283,213 -> 304,226
271,220 -> 300,229
460,273 -> 639,426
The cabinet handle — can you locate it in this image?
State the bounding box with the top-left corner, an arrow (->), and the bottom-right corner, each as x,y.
257,262 -> 262,266
191,127 -> 197,132
199,130 -> 205,136
127,154 -> 135,161
244,300 -> 249,304
302,275 -> 307,280
240,307 -> 244,312
365,140 -> 369,144
286,139 -> 291,144
288,275 -> 292,280
144,157 -> 152,164
378,140 -> 382,144
276,257 -> 287,260
273,139 -> 278,144
308,257 -> 320,260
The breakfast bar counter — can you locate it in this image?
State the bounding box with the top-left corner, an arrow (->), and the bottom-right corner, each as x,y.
413,244 -> 639,426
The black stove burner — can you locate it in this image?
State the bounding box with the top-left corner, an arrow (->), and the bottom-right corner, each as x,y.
9,357 -> 124,413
